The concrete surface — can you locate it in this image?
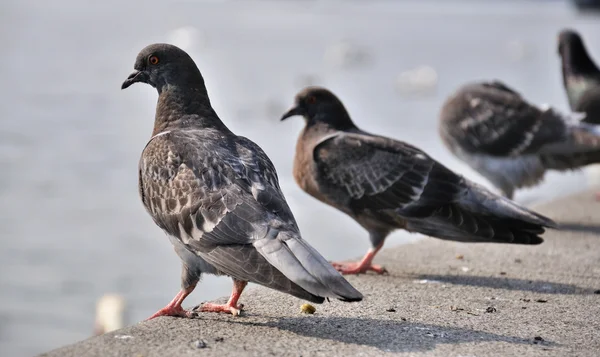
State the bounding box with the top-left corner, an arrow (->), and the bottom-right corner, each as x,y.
41,190 -> 600,357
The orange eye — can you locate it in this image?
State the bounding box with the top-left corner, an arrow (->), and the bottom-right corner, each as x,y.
306,96 -> 316,104
149,55 -> 159,65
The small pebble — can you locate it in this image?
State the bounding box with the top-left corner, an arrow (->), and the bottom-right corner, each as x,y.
514,258 -> 522,263
114,335 -> 133,340
193,340 -> 207,349
401,317 -> 407,321
300,303 -> 316,314
386,308 -> 396,312
535,299 -> 548,303
522,306 -> 527,309
593,290 -> 600,294
499,272 -> 507,275
456,254 -> 464,260
486,306 -> 497,313
534,336 -> 544,341
214,337 -> 224,342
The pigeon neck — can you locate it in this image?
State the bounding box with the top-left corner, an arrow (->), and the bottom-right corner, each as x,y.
309,112 -> 358,132
562,44 -> 600,81
153,86 -> 228,135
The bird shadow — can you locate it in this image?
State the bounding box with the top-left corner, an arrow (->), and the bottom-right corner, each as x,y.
226,315 -> 554,353
555,221 -> 600,235
414,274 -> 595,295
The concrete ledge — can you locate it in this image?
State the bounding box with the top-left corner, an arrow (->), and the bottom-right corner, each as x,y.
41,191 -> 600,357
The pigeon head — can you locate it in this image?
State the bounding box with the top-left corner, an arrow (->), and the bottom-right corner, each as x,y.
557,29 -> 599,75
281,87 -> 356,129
121,43 -> 205,93
558,29 -> 585,57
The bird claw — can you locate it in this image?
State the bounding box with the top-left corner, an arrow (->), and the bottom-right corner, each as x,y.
331,261 -> 388,275
197,302 -> 244,316
146,305 -> 195,320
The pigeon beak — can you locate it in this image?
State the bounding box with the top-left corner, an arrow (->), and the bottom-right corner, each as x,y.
280,106 -> 303,121
121,70 -> 148,90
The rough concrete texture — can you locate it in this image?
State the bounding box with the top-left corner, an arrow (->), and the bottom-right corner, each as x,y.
41,190 -> 600,357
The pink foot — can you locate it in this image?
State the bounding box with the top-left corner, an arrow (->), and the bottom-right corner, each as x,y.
147,305 -> 193,320
199,302 -> 244,316
331,261 -> 388,275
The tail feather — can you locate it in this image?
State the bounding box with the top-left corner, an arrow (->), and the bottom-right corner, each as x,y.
284,234 -> 363,302
199,245 -> 326,304
465,182 -> 557,228
253,228 -> 363,302
406,181 -> 555,245
541,122 -> 600,170
537,111 -> 600,170
407,213 -> 545,245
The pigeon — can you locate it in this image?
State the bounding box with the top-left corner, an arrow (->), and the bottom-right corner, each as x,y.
281,86 -> 555,275
558,29 -> 600,199
121,44 -> 362,318
440,80 -> 600,199
558,29 -> 600,124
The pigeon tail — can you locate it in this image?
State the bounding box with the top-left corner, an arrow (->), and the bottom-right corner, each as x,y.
465,182 -> 557,229
538,110 -> 600,170
404,183 -> 554,245
254,229 -> 363,302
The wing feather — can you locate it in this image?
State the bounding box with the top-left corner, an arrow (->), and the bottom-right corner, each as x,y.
441,81 -> 568,157
139,129 -> 362,301
313,132 -> 466,218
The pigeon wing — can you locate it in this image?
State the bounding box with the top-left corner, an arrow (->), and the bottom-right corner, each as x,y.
140,130 -> 361,301
312,132 -> 466,218
312,132 -> 553,244
442,82 -> 568,157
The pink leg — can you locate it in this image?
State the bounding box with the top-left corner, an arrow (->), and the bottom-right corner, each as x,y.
147,285 -> 196,320
331,242 -> 387,275
199,279 -> 247,316
595,192 -> 600,201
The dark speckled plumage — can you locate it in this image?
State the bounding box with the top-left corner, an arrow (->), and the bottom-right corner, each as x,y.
558,29 -> 600,125
282,87 -> 556,274
124,44 -> 362,315
440,80 -> 600,198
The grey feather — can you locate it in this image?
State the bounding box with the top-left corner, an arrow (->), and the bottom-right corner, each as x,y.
558,29 -> 600,124
440,80 -> 600,198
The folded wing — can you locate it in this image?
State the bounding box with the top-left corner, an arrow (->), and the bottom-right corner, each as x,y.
139,131 -> 362,302
313,130 -> 555,244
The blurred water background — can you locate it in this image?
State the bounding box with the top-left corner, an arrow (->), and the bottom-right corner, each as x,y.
2,0 -> 600,355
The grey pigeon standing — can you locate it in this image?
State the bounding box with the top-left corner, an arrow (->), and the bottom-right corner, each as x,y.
440,80 -> 600,199
121,44 -> 362,319
558,29 -> 600,124
281,86 -> 555,275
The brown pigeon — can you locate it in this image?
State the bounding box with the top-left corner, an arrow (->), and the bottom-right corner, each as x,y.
282,86 -> 555,275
